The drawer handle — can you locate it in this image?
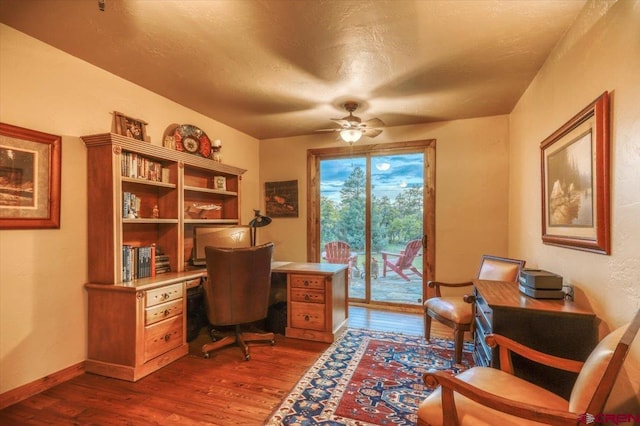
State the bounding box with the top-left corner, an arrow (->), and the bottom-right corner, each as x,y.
161,293 -> 170,300
304,295 -> 310,301
163,309 -> 170,317
163,334 -> 171,342
304,315 -> 310,321
303,280 -> 310,286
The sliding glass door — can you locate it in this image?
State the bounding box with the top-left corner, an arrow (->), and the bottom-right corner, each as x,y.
370,153 -> 424,305
312,141 -> 435,308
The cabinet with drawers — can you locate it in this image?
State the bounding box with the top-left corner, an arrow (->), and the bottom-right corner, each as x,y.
472,279 -> 597,399
85,273 -> 202,381
281,263 -> 348,343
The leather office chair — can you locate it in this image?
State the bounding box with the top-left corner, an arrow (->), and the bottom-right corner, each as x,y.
424,255 -> 525,364
202,242 -> 275,360
418,309 -> 640,426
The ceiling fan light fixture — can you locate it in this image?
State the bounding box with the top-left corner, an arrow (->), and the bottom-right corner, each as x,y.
340,128 -> 363,144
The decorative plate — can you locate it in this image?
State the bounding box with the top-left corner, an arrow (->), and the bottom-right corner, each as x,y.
173,124 -> 212,159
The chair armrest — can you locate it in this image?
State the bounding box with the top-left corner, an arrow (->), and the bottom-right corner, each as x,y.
427,281 -> 474,297
380,250 -> 401,259
486,334 -> 584,375
427,280 -> 474,289
422,370 -> 579,426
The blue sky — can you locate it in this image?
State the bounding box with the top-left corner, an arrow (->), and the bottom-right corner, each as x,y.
320,153 -> 424,203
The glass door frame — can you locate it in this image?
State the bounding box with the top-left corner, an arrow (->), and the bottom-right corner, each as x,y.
307,140 -> 436,309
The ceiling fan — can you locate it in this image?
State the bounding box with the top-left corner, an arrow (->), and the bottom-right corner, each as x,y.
318,102 -> 385,143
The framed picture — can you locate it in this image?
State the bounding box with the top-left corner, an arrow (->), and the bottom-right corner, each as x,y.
540,91 -> 610,254
213,176 -> 226,191
0,123 -> 61,229
114,111 -> 147,141
265,180 -> 298,218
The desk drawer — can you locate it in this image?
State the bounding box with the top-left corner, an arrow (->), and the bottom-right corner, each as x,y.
145,299 -> 183,325
290,288 -> 325,304
290,301 -> 325,331
474,293 -> 492,334
146,283 -> 183,307
144,315 -> 183,362
290,274 -> 325,290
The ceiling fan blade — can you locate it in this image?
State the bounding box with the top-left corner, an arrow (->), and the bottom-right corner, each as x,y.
315,128 -> 340,132
330,118 -> 351,128
362,128 -> 383,138
361,117 -> 385,128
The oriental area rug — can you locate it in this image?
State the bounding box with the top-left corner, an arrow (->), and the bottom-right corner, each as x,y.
266,328 -> 474,425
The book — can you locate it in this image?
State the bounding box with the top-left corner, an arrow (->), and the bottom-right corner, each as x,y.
122,245 -> 132,282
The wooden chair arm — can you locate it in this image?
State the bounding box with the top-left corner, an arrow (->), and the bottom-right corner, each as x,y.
380,250 -> 401,259
486,334 -> 584,375
427,281 -> 474,297
422,370 -> 579,426
427,280 -> 474,289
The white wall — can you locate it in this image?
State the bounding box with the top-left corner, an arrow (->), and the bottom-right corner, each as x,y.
0,24 -> 260,393
509,0 -> 640,414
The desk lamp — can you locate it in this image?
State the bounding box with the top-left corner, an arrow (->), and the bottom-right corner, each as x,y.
249,209 -> 272,246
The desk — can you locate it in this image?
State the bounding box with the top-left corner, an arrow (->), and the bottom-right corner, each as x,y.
473,279 -> 597,398
272,262 -> 349,343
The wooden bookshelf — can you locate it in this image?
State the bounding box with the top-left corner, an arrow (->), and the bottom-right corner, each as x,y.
82,133 -> 246,380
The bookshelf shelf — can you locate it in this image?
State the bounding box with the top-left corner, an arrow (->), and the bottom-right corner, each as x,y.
183,185 -> 237,196
183,218 -> 240,224
122,176 -> 177,189
82,132 -> 246,381
122,218 -> 179,224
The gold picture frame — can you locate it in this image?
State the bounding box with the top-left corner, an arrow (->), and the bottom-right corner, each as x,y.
540,92 -> 610,254
0,123 -> 62,229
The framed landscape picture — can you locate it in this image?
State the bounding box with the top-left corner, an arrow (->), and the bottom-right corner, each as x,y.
265,180 -> 298,218
540,92 -> 610,254
0,123 -> 61,229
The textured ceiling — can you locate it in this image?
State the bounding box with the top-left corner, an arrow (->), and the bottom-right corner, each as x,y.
0,0 -> 586,140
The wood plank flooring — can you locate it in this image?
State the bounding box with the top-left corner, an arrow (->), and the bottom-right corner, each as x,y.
1,306 -> 452,425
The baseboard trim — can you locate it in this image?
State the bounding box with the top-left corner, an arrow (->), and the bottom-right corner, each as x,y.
0,361 -> 85,410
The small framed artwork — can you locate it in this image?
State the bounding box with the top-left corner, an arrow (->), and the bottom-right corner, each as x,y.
114,111 -> 148,141
540,91 -> 610,254
265,180 -> 298,218
0,123 -> 62,229
213,176 -> 227,191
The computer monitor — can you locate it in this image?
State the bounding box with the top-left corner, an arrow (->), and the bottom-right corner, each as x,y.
192,225 -> 251,266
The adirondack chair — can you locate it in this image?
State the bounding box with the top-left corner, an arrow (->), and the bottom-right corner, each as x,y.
323,241 -> 359,277
381,239 -> 423,281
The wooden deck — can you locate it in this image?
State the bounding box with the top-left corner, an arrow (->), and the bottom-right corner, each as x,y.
0,306 -> 451,425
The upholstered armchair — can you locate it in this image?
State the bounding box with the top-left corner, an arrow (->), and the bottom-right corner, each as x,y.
417,309 -> 640,426
202,242 -> 275,360
424,255 -> 525,364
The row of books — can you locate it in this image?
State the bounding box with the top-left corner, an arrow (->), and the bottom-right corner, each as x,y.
122,244 -> 171,282
121,152 -> 170,183
122,192 -> 141,219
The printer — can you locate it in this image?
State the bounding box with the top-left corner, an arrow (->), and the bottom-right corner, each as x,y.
519,269 -> 565,299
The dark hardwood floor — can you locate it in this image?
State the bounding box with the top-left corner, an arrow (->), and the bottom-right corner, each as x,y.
1,306 -> 449,425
